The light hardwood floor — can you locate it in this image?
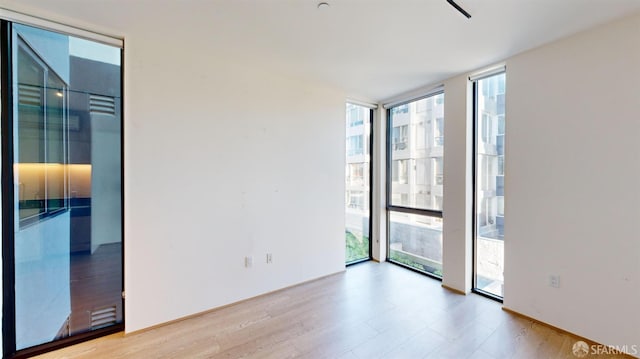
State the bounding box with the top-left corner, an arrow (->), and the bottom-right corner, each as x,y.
36,262 -> 628,359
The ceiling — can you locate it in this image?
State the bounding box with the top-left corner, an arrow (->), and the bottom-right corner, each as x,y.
3,0 -> 640,101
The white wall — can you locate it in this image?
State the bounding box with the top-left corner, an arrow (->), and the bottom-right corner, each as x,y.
503,13 -> 640,349
123,29 -> 346,332
441,74 -> 473,293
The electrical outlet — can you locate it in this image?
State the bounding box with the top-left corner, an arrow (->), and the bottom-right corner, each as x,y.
245,256 -> 253,268
266,253 -> 273,264
549,275 -> 560,288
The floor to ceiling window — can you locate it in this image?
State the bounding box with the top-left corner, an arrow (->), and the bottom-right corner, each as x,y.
473,71 -> 506,298
2,20 -> 124,357
387,91 -> 444,277
345,103 -> 372,264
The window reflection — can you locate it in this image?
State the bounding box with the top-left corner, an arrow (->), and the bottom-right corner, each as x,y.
12,23 -> 123,350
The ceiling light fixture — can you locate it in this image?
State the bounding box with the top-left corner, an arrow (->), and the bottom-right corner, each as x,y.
317,2 -> 330,10
446,0 -> 471,19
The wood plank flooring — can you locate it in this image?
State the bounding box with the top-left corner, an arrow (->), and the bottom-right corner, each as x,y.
35,262 -> 628,358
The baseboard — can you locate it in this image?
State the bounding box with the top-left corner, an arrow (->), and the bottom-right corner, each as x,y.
124,269 -> 346,337
441,284 -> 467,295
502,307 -> 638,359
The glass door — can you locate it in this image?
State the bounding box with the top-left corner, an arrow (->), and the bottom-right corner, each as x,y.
3,21 -> 124,356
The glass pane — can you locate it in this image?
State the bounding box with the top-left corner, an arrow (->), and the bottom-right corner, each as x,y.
46,72 -> 67,213
345,104 -> 370,263
474,73 -> 506,297
13,23 -> 123,350
389,94 -> 444,210
16,45 -> 46,221
389,212 -> 443,277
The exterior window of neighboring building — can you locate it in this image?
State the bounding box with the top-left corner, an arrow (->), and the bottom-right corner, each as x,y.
347,134 -> 364,156
347,104 -> 364,127
392,125 -> 408,150
434,117 -> 444,146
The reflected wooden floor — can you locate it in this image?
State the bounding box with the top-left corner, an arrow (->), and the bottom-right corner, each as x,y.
70,243 -> 123,335
36,262 -> 627,358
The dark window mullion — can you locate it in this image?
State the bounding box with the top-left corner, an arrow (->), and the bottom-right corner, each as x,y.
1,19 -> 18,359
386,205 -> 442,218
367,108 -> 374,261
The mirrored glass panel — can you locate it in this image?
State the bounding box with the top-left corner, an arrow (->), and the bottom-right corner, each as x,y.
12,23 -> 123,350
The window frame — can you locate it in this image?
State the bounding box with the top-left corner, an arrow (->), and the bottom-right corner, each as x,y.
472,71 -> 506,302
386,91 -> 444,279
386,91 -> 445,218
345,103 -> 374,266
1,19 -> 126,358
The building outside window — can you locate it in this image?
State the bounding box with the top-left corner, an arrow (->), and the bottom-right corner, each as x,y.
345,103 -> 372,263
387,92 -> 445,277
474,72 -> 506,298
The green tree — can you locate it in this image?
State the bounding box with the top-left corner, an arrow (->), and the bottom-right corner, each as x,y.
345,230 -> 369,263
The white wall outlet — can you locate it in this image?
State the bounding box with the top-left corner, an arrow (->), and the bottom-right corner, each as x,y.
266,253 -> 273,264
245,256 -> 253,268
549,275 -> 560,288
